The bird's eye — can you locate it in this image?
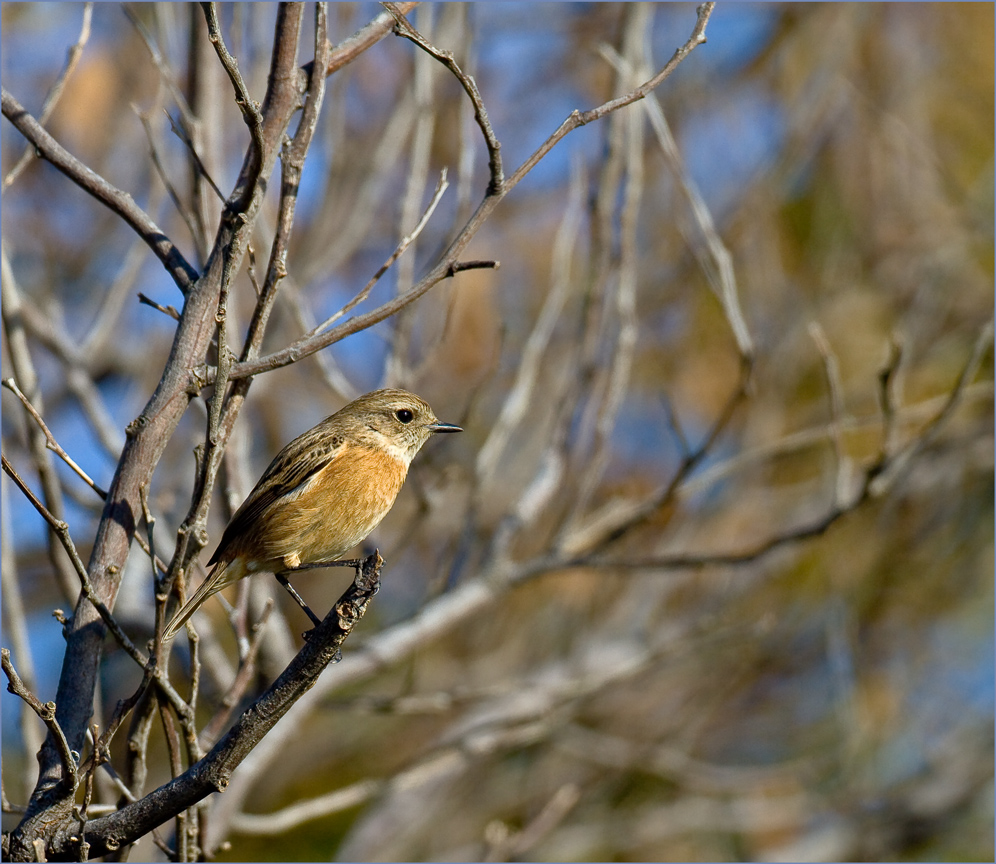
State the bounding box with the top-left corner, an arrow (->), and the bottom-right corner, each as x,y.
395,408 -> 414,424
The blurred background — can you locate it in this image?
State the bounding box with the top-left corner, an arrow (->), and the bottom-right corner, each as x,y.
2,3 -> 992,861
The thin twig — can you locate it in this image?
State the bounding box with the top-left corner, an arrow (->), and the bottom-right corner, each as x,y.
869,318 -> 994,496
138,292 -> 181,321
82,228 -> 160,359
2,649 -> 78,792
136,107 -> 203,250
307,169 -> 452,337
282,279 -> 362,399
7,290 -> 126,455
298,100 -> 416,287
661,393 -> 692,459
202,2 -> 266,209
599,37 -> 754,361
384,3 -> 438,386
484,783 -> 581,862
228,778 -> 382,835
1,454 -> 147,668
122,3 -> 198,130
2,3 -> 93,192
3,378 -> 108,499
1,476 -> 45,799
873,334 -> 905,474
557,356 -> 752,557
163,109 -> 226,203
2,250 -> 85,601
79,662 -> 157,790
385,2 -> 503,193
198,599 -> 274,751
326,2 -> 417,77
808,322 -> 851,507
562,7 -> 648,532
138,485 -> 162,594
475,159 -> 585,489
547,497 -> 865,575
504,2 -> 715,194
447,260 -> 499,275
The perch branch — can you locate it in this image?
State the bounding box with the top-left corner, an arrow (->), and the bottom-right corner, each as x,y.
62,553 -> 384,860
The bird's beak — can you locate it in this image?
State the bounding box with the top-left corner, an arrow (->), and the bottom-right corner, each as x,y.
427,421 -> 462,433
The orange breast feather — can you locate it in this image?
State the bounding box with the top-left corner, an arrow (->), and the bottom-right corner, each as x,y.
254,443 -> 408,567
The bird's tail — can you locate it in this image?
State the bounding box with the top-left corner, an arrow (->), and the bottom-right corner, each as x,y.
163,559 -> 242,641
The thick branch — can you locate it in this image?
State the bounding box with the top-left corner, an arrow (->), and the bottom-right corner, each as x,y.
9,4 -> 308,847
324,2 -> 418,76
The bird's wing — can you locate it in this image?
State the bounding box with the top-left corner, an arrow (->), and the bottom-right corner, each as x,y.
209,421 -> 344,566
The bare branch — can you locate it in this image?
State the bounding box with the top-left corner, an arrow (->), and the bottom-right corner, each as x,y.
533,322 -> 995,577
309,169 -> 452,337
876,333 -> 905,466
808,322 -> 852,507
215,4 -> 714,386
0,455 -> 147,669
228,778 -> 382,836
201,2 -> 266,210
869,318 -> 994,495
197,599 -> 274,751
1,3 -> 93,192
600,40 -> 754,362
2,650 -> 77,794
137,291 -> 180,321
484,783 -> 581,862
163,108 -> 226,203
557,356 -> 753,557
325,2 -> 418,77
1,477 -> 45,801
68,553 -> 384,860
2,378 -> 107,500
1,89 -> 198,292
503,2 -> 716,196
122,3 -> 198,130
136,106 -> 203,253
386,2 -> 503,194
475,161 -> 584,489
1,247 -> 80,601
561,6 -> 649,532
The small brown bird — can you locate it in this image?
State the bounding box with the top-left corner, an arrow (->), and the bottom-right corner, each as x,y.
163,389 -> 461,640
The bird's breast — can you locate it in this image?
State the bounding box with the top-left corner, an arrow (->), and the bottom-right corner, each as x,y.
258,443 -> 409,566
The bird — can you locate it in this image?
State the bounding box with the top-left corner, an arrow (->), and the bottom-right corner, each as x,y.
163,389 -> 461,640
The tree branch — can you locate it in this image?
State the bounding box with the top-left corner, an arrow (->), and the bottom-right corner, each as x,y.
57,554 -> 383,861
1,3 -> 93,192
0,89 -> 198,293
385,3 -> 503,194
213,1 -> 715,385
